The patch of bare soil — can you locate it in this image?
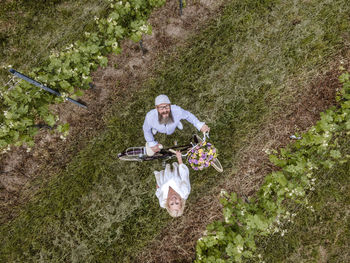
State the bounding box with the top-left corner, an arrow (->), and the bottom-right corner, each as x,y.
136,53 -> 350,262
0,1 -> 226,223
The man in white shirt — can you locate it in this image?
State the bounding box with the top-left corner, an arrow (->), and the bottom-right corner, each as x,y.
143,94 -> 210,154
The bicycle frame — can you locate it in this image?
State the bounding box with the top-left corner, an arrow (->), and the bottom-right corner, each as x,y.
118,132 -> 223,172
163,132 -> 210,156
118,133 -> 204,161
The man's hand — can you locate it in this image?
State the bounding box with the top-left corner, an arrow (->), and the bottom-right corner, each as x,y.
175,150 -> 183,164
200,124 -> 210,133
151,144 -> 163,153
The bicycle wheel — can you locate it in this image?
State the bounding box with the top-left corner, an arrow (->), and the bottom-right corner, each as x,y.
118,147 -> 144,162
118,154 -> 143,161
211,158 -> 223,172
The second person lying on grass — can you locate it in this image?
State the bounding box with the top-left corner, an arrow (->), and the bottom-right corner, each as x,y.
154,150 -> 190,217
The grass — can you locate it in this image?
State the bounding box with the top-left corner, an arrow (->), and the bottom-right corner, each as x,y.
0,0 -> 110,86
1,0 -> 350,262
251,135 -> 350,263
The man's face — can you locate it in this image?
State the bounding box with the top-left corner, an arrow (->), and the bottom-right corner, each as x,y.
156,103 -> 171,118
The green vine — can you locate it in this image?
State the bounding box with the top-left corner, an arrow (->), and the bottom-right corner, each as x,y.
195,72 -> 350,262
0,0 -> 166,152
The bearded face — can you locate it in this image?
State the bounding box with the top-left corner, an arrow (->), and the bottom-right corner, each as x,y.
157,104 -> 174,125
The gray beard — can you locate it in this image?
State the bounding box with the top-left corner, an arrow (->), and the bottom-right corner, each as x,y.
158,111 -> 174,125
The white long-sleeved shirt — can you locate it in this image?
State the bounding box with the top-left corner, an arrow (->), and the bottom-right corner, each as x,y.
155,162 -> 191,208
143,105 -> 204,147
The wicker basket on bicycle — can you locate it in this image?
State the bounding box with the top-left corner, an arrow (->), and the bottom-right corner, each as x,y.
187,141 -> 218,171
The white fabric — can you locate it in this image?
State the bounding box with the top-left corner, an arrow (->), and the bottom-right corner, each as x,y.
155,94 -> 171,106
155,163 -> 191,208
143,105 -> 205,147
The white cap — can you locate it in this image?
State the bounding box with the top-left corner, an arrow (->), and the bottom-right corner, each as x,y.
155,94 -> 171,106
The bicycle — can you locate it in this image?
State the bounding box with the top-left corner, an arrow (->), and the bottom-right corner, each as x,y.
117,133 -> 223,172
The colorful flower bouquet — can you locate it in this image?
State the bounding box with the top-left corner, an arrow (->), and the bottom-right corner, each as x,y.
187,141 -> 218,170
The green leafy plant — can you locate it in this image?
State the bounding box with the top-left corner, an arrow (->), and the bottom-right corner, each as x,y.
195,72 -> 350,262
0,0 -> 168,152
